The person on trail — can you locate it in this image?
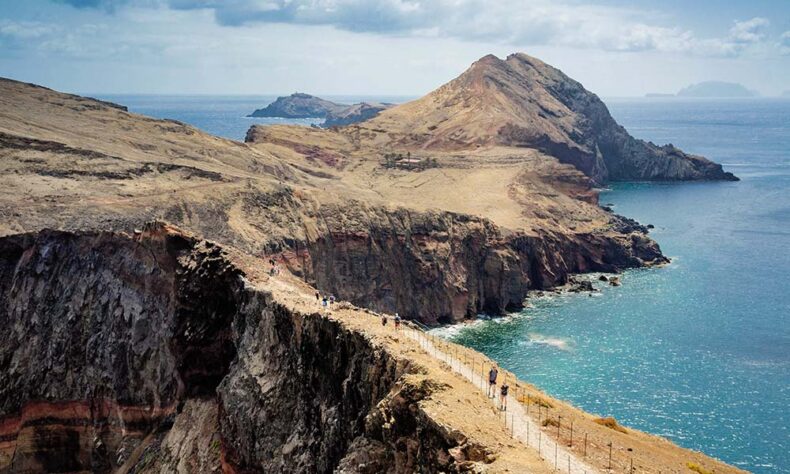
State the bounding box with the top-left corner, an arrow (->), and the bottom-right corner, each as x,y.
315,291 -> 320,302
394,313 -> 401,330
381,315 -> 388,327
329,294 -> 336,305
322,296 -> 328,309
488,366 -> 498,398
500,382 -> 509,411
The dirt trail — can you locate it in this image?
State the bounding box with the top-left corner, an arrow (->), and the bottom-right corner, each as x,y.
404,328 -> 599,474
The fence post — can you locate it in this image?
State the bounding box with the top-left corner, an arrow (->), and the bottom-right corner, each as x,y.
558,414 -> 562,439
583,433 -> 587,458
608,441 -> 612,471
569,421 -> 573,448
554,441 -> 558,469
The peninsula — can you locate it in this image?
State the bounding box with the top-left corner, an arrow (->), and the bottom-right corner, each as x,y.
0,53 -> 741,473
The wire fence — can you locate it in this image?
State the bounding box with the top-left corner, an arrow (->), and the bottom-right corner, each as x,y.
399,323 -> 683,474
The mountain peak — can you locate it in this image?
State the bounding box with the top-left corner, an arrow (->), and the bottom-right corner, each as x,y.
364,52 -> 736,183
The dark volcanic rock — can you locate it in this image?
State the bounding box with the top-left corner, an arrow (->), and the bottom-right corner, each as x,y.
248,93 -> 347,118
290,203 -> 667,325
0,223 -> 493,473
499,54 -> 739,183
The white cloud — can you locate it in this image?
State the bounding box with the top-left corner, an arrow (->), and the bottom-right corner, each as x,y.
157,0 -> 773,58
780,31 -> 790,56
728,17 -> 768,44
0,20 -> 58,40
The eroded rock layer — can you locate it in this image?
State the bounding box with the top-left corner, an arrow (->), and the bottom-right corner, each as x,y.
0,224 -> 497,473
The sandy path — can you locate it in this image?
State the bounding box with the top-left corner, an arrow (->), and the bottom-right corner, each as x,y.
404,327 -> 599,474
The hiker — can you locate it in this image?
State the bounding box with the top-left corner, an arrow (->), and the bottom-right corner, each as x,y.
500,382 -> 509,410
381,315 -> 388,327
322,296 -> 328,309
394,313 -> 401,330
329,294 -> 336,305
315,291 -> 320,302
488,366 -> 498,398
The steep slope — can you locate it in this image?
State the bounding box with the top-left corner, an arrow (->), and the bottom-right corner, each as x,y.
362,53 -> 737,183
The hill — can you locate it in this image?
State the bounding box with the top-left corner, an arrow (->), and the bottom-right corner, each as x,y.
350,53 -> 736,183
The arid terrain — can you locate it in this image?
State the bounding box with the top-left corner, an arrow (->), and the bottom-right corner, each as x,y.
0,53 -> 743,473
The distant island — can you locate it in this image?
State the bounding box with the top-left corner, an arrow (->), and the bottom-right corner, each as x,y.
647,81 -> 757,98
248,92 -> 393,127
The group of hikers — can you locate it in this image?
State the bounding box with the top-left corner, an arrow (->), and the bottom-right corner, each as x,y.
488,365 -> 510,410
315,291 -> 336,309
380,312 -> 402,329
310,288 -> 508,410
268,259 -> 281,276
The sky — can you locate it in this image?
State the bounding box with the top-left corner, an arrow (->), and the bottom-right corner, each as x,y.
0,0 -> 788,97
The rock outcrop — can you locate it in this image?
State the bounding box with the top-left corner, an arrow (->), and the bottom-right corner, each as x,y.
248,93 -> 393,127
248,93 -> 348,118
323,102 -> 393,127
0,224 -> 501,473
295,204 -> 665,325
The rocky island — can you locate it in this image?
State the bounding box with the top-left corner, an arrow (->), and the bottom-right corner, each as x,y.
248,92 -> 393,127
0,53 -> 742,473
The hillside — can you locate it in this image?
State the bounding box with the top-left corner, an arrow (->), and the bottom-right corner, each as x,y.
0,68 -> 743,473
347,53 -> 737,183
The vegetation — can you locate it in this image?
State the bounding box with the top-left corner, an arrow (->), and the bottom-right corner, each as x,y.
593,416 -> 628,433
541,417 -> 559,428
517,394 -> 553,408
686,462 -> 713,474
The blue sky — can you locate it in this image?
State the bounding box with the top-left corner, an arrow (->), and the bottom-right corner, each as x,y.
0,0 -> 788,96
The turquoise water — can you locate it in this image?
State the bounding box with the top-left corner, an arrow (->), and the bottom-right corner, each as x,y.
438,99 -> 790,473
98,95 -> 789,472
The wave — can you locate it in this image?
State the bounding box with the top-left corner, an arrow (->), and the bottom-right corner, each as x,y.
526,333 -> 573,351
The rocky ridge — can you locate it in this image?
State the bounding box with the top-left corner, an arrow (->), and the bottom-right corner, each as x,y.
353,53 -> 737,183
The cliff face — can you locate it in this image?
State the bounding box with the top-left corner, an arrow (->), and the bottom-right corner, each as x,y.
294,205 -> 665,324
0,225 -> 502,473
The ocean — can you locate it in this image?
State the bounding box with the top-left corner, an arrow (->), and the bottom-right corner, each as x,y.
99,94 -> 790,473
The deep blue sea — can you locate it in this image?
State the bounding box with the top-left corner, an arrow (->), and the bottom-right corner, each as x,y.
99,95 -> 789,473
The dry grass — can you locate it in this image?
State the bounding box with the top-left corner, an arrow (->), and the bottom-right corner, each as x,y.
593,417 -> 628,434
541,417 -> 559,428
687,462 -> 713,474
517,394 -> 554,409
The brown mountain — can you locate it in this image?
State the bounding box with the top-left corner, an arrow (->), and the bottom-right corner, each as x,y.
363,53 -> 737,183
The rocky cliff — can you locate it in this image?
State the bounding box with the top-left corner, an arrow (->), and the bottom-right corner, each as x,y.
294,204 -> 665,325
0,224 -> 517,473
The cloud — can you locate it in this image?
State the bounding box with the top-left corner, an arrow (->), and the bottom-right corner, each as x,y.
780,31 -> 790,55
41,0 -> 780,58
728,17 -> 768,44
0,20 -> 58,40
